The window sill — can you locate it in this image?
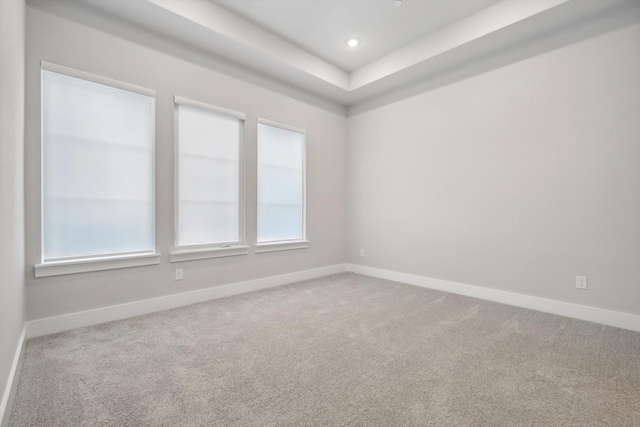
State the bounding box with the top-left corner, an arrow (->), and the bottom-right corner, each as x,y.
35,252 -> 161,278
170,245 -> 250,262
255,240 -> 309,253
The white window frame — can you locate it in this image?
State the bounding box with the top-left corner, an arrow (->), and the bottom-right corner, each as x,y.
255,118 -> 309,253
35,61 -> 160,278
170,96 -> 248,262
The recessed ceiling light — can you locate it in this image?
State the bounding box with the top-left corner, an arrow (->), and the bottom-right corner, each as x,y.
393,0 -> 403,7
346,38 -> 360,48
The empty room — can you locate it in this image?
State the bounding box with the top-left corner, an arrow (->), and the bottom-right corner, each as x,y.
1,0 -> 639,425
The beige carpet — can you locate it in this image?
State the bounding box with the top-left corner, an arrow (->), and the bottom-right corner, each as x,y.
9,273 -> 640,426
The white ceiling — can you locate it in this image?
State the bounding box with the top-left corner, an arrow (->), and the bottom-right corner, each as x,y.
212,0 -> 500,72
30,0 -> 640,114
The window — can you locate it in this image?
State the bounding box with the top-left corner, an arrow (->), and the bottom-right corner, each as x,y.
256,119 -> 307,252
36,62 -> 158,277
172,97 -> 247,261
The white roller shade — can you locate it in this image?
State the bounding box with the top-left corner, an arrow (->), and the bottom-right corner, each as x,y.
176,103 -> 242,247
41,69 -> 156,260
257,121 -> 306,243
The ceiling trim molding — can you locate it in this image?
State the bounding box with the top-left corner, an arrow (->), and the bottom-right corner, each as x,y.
349,0 -> 569,90
145,0 -> 350,90
28,0 -> 640,113
27,0 -> 348,115
347,0 -> 640,116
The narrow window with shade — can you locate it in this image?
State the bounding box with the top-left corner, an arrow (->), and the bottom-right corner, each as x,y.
37,62 -> 159,278
170,96 -> 248,263
256,119 -> 308,253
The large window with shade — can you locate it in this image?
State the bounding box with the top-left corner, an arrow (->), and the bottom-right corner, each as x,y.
172,97 -> 247,261
256,119 -> 307,252
39,63 -> 156,269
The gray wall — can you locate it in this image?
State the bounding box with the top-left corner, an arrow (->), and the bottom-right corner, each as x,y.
347,23 -> 640,316
23,5 -> 640,323
0,0 -> 26,407
25,7 -> 347,320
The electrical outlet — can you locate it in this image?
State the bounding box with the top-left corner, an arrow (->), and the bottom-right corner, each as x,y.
576,276 -> 587,290
359,249 -> 365,257
175,268 -> 183,281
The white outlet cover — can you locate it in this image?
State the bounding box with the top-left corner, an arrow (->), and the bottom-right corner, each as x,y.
175,269 -> 183,281
576,276 -> 587,290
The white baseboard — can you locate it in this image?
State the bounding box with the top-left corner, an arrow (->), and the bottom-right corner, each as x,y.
0,325 -> 27,427
24,261 -> 639,338
26,264 -> 347,339
347,264 -> 640,333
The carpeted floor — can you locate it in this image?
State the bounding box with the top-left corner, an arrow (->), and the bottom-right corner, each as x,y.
9,272 -> 640,426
